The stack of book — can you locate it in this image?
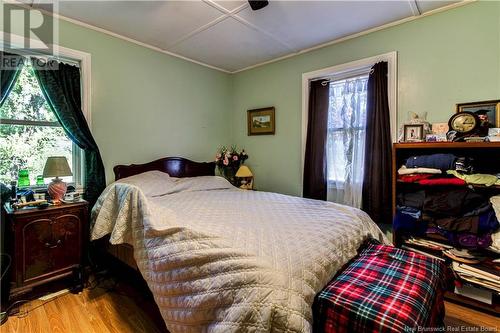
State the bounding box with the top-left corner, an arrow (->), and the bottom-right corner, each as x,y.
453,261 -> 500,304
402,237 -> 451,261
453,262 -> 500,293
402,237 -> 500,305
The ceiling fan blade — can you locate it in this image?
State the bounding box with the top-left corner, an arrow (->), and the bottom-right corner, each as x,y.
248,0 -> 269,11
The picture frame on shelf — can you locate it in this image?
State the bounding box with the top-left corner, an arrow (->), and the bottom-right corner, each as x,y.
403,124 -> 424,142
432,122 -> 449,135
247,107 -> 275,136
489,128 -> 500,142
425,134 -> 447,142
456,99 -> 500,128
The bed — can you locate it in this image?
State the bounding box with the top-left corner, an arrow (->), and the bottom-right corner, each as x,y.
99,157 -> 217,269
91,157 -> 386,333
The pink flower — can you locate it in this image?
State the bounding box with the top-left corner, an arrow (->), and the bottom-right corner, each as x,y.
232,155 -> 238,161
223,157 -> 229,166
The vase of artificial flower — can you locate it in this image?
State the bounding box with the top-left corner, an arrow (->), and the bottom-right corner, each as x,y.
215,146 -> 248,186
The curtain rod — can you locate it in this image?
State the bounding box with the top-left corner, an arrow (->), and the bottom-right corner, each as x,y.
312,65 -> 373,85
31,55 -> 80,68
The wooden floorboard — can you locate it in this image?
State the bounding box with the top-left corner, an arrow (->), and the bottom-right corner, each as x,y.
2,279 -> 169,333
2,281 -> 498,333
444,301 -> 499,330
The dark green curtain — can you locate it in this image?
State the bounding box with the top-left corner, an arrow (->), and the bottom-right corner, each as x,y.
32,58 -> 105,207
1,51 -> 24,107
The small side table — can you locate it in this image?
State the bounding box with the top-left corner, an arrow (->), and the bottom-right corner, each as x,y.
2,200 -> 88,301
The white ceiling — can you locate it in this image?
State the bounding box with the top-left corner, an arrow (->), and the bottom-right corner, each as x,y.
29,0 -> 462,72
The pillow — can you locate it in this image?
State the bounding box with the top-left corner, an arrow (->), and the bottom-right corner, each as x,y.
157,176 -> 234,196
116,170 -> 176,197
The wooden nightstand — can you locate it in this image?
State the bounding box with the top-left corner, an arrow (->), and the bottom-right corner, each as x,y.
3,200 -> 88,301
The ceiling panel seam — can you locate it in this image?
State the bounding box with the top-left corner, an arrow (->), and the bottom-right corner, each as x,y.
167,14 -> 231,48
407,0 -> 422,16
167,1 -> 250,49
230,14 -> 297,52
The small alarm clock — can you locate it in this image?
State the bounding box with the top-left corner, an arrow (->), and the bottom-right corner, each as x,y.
448,111 -> 479,135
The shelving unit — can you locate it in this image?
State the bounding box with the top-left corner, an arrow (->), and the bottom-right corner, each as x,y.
392,142 -> 500,314
392,142 -> 500,218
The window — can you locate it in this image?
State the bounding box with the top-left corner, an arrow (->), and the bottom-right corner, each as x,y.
302,52 -> 397,207
326,75 -> 368,184
325,74 -> 368,207
0,62 -> 82,186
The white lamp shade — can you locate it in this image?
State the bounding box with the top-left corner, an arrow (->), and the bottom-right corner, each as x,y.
43,156 -> 73,178
235,165 -> 253,178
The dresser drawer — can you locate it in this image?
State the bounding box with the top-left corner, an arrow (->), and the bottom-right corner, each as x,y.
22,214 -> 82,284
4,201 -> 88,294
13,207 -> 84,226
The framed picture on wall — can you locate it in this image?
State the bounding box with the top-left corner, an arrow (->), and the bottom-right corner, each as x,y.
456,99 -> 500,128
247,107 -> 275,135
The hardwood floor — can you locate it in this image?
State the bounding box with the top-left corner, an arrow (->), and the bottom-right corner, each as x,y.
444,302 -> 499,330
2,276 -> 168,333
3,288 -> 166,333
2,280 -> 498,333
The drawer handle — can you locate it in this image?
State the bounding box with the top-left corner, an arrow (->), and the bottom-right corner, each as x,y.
44,239 -> 62,248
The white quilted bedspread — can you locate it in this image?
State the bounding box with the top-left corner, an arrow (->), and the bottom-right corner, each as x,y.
91,178 -> 386,333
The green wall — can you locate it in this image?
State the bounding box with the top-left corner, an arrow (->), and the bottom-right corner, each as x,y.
231,1 -> 500,196
4,2 -> 499,196
59,21 -> 232,183
6,11 -> 233,184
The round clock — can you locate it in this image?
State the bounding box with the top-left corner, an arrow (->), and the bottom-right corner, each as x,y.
448,112 -> 479,134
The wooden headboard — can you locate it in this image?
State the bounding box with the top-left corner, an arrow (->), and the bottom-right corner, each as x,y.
113,157 -> 215,180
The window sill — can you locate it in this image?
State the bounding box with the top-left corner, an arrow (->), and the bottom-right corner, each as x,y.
19,183 -> 83,192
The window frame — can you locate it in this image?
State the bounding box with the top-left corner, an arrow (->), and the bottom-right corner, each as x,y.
0,65 -> 84,187
301,51 -> 397,195
0,117 -> 83,187
1,32 -> 92,190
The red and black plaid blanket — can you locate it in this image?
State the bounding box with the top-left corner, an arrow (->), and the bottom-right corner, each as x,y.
313,240 -> 446,333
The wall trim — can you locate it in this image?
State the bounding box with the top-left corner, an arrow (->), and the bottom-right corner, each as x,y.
300,51 -> 398,195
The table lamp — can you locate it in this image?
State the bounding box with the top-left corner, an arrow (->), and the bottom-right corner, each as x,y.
43,156 -> 72,204
235,165 -> 253,190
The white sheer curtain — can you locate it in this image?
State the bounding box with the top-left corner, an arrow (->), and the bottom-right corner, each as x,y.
326,75 -> 368,208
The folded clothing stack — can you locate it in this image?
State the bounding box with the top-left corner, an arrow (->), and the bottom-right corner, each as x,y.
396,153 -> 500,249
395,190 -> 499,249
446,170 -> 500,187
403,154 -> 474,174
406,153 -> 458,171
398,153 -> 500,187
398,173 -> 467,186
